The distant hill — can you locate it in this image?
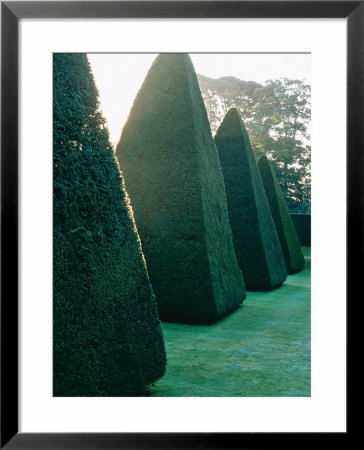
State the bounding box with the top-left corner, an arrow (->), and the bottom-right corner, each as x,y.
197,74 -> 262,96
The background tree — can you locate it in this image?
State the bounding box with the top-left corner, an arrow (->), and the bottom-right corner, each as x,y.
249,79 -> 311,212
198,75 -> 311,213
198,74 -> 261,132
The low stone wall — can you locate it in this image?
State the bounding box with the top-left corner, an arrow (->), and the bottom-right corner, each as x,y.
290,214 -> 311,246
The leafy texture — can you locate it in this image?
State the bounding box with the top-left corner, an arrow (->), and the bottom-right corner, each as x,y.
214,108 -> 287,291
53,53 -> 166,396
250,80 -> 311,213
197,74 -> 261,134
116,54 -> 245,325
258,155 -> 304,273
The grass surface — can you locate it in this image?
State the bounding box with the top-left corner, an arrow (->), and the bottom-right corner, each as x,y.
150,247 -> 310,397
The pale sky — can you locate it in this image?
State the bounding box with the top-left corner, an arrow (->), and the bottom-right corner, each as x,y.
88,53 -> 311,147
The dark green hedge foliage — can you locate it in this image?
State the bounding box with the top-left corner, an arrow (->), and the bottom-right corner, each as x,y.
258,155 -> 304,274
53,53 -> 166,396
116,54 -> 246,324
214,108 -> 287,291
290,214 -> 311,246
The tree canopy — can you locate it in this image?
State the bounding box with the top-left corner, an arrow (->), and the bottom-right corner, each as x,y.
198,75 -> 311,213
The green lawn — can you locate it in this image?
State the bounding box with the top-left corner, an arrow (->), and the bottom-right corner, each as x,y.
150,247 -> 311,397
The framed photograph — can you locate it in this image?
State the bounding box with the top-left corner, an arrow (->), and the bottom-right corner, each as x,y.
1,1 -> 356,448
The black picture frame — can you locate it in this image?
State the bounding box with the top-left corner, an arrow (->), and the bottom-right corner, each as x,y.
1,1 -> 356,448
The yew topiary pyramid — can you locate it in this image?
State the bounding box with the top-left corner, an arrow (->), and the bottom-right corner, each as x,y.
53,53 -> 166,396
116,54 -> 245,324
214,108 -> 287,291
258,155 -> 304,273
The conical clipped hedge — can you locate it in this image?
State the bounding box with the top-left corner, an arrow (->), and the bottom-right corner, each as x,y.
291,213 -> 311,246
116,54 -> 245,325
258,155 -> 304,273
214,108 -> 287,291
54,53 -> 166,396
